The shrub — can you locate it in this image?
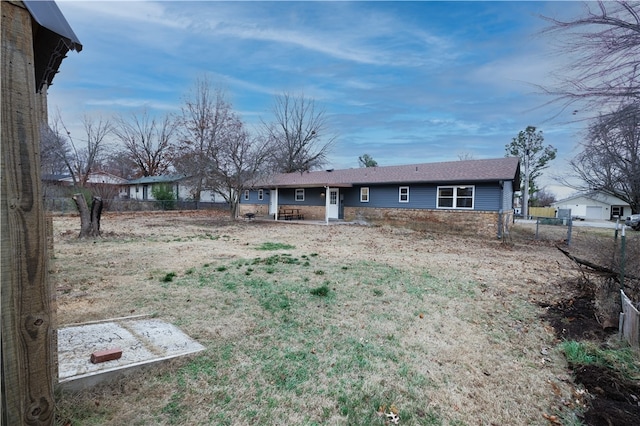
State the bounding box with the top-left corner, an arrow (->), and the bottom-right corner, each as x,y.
151,184 -> 176,210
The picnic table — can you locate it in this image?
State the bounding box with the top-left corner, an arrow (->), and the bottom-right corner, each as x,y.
279,208 -> 303,220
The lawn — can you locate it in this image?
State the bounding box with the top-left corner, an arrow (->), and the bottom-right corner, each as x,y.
52,211 -> 595,425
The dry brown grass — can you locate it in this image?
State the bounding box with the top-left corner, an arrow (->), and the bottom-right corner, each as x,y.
52,211 -> 592,425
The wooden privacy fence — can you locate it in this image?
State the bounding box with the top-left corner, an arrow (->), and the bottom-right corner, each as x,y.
529,207 -> 557,218
620,290 -> 640,348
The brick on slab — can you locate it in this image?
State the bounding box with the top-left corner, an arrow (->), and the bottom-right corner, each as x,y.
90,348 -> 123,364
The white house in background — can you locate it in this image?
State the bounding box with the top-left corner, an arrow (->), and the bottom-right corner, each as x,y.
552,191 -> 631,220
126,175 -> 226,203
42,171 -> 129,198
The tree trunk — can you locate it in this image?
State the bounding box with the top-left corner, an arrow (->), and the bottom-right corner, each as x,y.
91,196 -> 103,236
72,194 -> 102,238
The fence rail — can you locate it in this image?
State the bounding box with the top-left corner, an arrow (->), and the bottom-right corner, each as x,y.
44,197 -> 230,214
535,217 -> 573,245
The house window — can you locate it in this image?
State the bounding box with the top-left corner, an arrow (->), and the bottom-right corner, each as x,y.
399,186 -> 409,203
295,188 -> 305,201
360,187 -> 369,203
258,189 -> 264,201
437,185 -> 474,209
244,190 -> 250,201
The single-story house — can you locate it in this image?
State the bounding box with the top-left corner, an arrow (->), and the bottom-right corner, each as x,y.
240,157 -> 520,237
42,172 -> 129,198
126,175 -> 226,203
552,191 -> 632,220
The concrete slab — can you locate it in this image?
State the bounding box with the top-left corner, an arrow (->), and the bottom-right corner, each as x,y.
57,316 -> 205,390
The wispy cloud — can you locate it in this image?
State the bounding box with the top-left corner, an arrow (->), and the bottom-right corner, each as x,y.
50,0 -> 589,196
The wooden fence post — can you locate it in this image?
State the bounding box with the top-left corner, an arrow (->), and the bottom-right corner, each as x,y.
1,2 -> 55,424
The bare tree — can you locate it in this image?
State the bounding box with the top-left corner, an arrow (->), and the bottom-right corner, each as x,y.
505,126 -> 557,218
56,112 -> 112,187
531,188 -> 557,207
176,77 -> 236,205
40,122 -> 71,175
210,122 -> 272,218
457,152 -> 476,161
113,110 -> 176,178
568,102 -> 640,213
263,92 -> 336,173
43,112 -> 112,237
541,1 -> 640,115
102,150 -> 138,180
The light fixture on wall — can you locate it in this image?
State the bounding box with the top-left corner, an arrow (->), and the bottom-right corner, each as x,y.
320,192 -> 325,197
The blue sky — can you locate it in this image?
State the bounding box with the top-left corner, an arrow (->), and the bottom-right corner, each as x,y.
49,1 -> 589,198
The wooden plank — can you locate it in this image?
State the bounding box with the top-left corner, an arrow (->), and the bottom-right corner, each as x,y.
1,2 -> 55,424
620,291 -> 639,348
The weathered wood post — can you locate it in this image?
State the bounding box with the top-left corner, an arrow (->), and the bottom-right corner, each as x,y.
1,1 -> 81,424
1,3 -> 54,423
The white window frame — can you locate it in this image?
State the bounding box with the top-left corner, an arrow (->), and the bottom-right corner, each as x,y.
437,185 -> 475,209
399,186 -> 409,203
360,187 -> 369,203
295,188 -> 305,201
244,189 -> 250,201
258,189 -> 264,201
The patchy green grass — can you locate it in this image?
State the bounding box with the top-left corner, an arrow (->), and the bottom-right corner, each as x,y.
57,252 -> 491,425
161,272 -> 177,283
53,215 -> 581,426
256,242 -> 296,251
310,284 -> 330,297
561,340 -> 640,379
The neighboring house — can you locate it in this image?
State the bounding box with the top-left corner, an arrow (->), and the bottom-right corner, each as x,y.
42,172 -> 129,198
552,191 -> 632,220
126,175 -> 226,203
59,171 -> 129,186
241,157 -> 520,237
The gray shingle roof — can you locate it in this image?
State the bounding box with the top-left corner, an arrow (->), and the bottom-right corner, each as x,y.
127,175 -> 186,185
263,157 -> 520,188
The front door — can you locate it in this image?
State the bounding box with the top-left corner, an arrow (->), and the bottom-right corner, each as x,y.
328,188 -> 339,219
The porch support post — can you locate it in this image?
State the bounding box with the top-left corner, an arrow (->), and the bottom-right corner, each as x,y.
274,188 -> 279,221
325,186 -> 330,224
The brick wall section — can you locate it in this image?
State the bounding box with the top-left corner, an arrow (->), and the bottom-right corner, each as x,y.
239,204 -> 326,220
239,203 -> 270,216
283,205 -> 324,220
240,203 -> 510,237
345,207 -> 507,238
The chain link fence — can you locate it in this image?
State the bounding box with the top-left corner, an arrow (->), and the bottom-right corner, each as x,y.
44,197 -> 230,214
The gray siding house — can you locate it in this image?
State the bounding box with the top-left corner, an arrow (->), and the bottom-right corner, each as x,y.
240,157 -> 520,237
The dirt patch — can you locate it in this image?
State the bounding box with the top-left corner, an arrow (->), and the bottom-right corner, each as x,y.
540,296 -> 614,341
541,290 -> 640,425
573,365 -> 640,426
